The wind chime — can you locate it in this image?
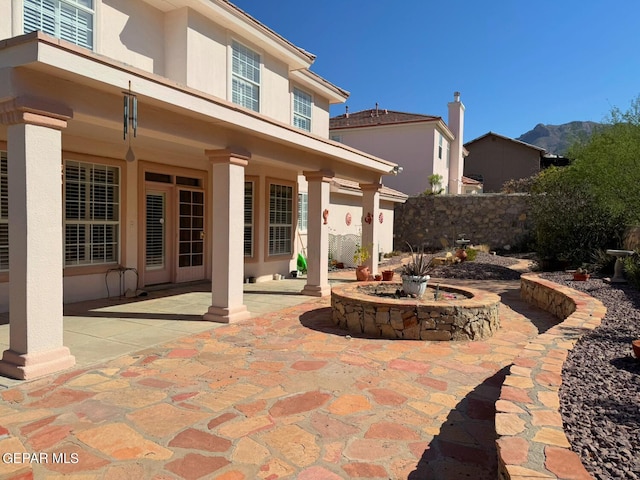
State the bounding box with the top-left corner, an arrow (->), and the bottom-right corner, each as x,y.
123,80 -> 138,162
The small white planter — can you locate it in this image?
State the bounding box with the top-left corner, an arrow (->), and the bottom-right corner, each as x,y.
401,274 -> 430,298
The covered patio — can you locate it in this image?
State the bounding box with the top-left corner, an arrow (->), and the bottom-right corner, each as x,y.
0,32 -> 397,380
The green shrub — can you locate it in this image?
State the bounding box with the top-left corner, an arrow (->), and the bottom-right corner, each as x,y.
529,97 -> 640,268
466,248 -> 479,262
622,250 -> 640,289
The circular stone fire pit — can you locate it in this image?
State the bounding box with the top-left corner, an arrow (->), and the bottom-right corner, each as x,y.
331,282 -> 500,341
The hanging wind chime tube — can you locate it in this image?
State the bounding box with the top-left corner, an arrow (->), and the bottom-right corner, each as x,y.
123,80 -> 138,162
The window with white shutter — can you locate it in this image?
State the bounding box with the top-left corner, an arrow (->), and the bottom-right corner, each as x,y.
293,88 -> 312,132
64,160 -> 120,266
268,183 -> 293,256
23,0 -> 94,50
232,40 -> 260,112
0,152 -> 7,272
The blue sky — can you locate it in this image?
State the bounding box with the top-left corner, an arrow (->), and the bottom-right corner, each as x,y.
232,0 -> 640,142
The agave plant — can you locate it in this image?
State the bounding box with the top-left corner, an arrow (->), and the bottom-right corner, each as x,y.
401,243 -> 434,277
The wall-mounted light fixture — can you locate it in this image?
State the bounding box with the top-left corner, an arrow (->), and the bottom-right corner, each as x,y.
123,81 -> 137,162
391,165 -> 403,175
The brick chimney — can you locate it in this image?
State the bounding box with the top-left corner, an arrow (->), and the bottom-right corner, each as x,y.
447,91 -> 465,194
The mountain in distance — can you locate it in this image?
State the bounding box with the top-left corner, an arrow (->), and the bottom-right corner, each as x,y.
517,121 -> 601,155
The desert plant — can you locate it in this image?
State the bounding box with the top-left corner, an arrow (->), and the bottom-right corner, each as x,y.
465,248 -> 479,262
353,244 -> 370,266
401,244 -> 434,277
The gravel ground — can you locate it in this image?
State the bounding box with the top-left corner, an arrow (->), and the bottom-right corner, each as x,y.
539,272 -> 640,480
397,253 -> 640,478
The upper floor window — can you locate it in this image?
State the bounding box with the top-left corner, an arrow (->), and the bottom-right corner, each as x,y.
232,40 -> 260,112
293,87 -> 312,132
24,0 -> 94,50
330,135 -> 342,143
438,133 -> 443,160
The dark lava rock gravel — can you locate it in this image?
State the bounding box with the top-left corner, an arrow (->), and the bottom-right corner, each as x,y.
423,252 -> 523,281
540,272 -> 640,480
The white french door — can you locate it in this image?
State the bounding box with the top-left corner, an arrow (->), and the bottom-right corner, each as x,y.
143,183 -> 206,286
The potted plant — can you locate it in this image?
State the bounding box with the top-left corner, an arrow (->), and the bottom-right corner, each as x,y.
353,244 -> 371,281
572,267 -> 591,281
401,244 -> 434,298
632,339 -> 640,359
382,269 -> 395,281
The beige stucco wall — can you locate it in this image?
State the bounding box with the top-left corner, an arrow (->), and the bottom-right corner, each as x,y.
100,0 -> 166,75
3,0 -> 339,139
333,123 -> 438,196
464,136 -> 541,192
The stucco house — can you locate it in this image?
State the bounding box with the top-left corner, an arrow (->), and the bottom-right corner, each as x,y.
464,131 -> 546,192
329,93 -> 469,195
0,0 -> 401,379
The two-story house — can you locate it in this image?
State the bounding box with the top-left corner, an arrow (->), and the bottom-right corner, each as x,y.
0,0 -> 400,379
329,93 -> 471,195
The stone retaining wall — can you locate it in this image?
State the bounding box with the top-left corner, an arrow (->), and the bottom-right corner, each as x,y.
393,194 -> 531,251
331,282 -> 500,341
496,274 -> 606,480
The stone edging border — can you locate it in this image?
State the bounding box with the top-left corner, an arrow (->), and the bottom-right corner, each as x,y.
496,273 -> 606,480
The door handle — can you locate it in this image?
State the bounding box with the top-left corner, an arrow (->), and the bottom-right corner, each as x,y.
200,231 -> 205,239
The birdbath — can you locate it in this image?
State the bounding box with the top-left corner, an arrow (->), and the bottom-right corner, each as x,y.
605,249 -> 634,283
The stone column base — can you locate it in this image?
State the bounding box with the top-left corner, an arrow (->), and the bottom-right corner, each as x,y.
0,347 -> 75,380
203,305 -> 251,323
301,284 -> 332,297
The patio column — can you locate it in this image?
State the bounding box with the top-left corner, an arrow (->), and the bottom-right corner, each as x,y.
360,182 -> 382,276
0,97 -> 75,380
203,148 -> 251,323
301,170 -> 334,297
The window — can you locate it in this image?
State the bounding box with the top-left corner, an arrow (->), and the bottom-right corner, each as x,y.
64,160 -> 120,266
232,40 -> 260,112
293,87 -> 312,132
24,0 -> 94,50
268,183 -> 293,256
244,181 -> 254,257
438,133 -> 443,160
446,142 -> 451,169
297,192 -> 308,232
330,135 -> 342,143
0,152 -> 7,272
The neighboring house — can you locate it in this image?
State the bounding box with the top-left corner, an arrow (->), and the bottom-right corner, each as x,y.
461,176 -> 483,194
329,93 -> 468,195
464,132 -> 546,192
297,177 -> 407,267
0,0 -> 400,379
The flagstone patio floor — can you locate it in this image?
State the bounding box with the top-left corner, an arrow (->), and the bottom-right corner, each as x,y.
0,270 -> 559,479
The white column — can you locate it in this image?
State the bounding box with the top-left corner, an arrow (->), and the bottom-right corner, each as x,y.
203,149 -> 251,323
0,98 -> 75,380
360,183 -> 382,276
301,170 -> 333,297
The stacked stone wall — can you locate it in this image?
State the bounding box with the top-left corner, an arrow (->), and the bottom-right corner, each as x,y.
393,194 -> 531,251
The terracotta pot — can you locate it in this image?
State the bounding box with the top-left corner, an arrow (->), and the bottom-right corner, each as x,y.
573,273 -> 590,281
632,339 -> 640,359
374,274 -> 382,281
455,248 -> 467,262
355,265 -> 370,281
381,270 -> 395,281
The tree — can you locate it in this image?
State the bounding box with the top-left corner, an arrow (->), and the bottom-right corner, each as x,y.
426,174 -> 444,195
530,96 -> 640,268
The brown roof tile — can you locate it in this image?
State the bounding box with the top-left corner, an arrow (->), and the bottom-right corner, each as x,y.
330,109 -> 441,129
